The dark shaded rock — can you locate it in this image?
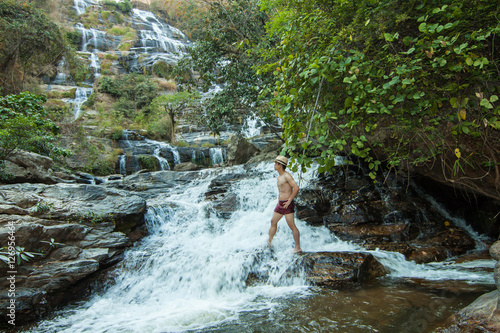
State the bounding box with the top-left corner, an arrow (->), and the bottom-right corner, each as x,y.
302,168 -> 478,263
298,251 -> 387,288
327,223 -> 410,242
296,207 -> 324,225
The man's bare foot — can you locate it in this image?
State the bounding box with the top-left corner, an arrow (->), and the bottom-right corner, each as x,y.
292,248 -> 302,253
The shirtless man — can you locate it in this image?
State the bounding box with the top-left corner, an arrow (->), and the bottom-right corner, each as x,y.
268,155 -> 302,253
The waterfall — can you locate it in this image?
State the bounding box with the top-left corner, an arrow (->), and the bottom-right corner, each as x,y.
145,139 -> 180,166
411,183 -> 489,250
171,146 -> 181,165
119,155 -> 126,175
132,8 -> 190,54
72,87 -> 93,119
243,117 -> 264,138
51,57 -> 73,85
73,0 -> 95,15
209,147 -> 225,165
89,53 -> 101,79
152,146 -> 170,171
26,163 -> 494,333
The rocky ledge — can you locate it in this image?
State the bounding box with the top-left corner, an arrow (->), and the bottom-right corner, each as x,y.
0,181 -> 146,326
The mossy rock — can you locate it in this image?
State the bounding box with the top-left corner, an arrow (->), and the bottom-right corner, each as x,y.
137,155 -> 161,171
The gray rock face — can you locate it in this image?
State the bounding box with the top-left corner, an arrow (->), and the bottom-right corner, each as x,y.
226,134 -> 260,165
0,181 -> 146,325
3,151 -> 94,184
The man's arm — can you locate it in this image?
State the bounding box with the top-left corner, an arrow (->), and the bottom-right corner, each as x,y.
284,173 -> 299,208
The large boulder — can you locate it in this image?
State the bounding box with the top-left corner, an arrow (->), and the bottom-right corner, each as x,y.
2,151 -> 92,184
226,134 -> 260,165
435,289 -> 500,332
298,252 -> 387,288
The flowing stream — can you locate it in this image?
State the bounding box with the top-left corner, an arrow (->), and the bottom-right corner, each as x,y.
25,163 -> 494,333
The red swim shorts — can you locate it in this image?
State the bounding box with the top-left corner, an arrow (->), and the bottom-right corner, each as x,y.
274,200 -> 295,215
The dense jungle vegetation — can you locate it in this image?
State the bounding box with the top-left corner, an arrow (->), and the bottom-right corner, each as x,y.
0,0 -> 499,202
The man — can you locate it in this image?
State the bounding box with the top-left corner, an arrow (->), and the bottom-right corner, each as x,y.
268,155 -> 302,253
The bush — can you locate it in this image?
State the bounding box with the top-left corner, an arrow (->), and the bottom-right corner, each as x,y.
110,126 -> 124,140
0,92 -> 71,160
138,155 -> 160,171
146,115 -> 172,141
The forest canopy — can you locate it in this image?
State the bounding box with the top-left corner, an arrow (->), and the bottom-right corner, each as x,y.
178,0 -> 499,198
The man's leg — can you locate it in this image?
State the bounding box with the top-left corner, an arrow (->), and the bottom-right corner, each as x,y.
268,212 -> 282,246
284,213 -> 302,252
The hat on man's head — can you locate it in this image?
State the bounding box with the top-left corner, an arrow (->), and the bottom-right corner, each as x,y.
274,155 -> 288,166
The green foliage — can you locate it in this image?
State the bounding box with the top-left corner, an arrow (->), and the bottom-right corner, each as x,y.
146,115 -> 173,141
40,238 -> 65,249
73,211 -> 111,225
174,0 -> 274,135
150,91 -> 201,114
0,246 -> 42,266
258,0 -> 500,179
152,61 -> 174,79
0,92 -> 71,160
102,0 -> 132,14
65,29 -> 82,50
110,126 -> 124,140
33,200 -> 53,215
98,74 -> 159,111
0,0 -> 70,95
138,155 -> 161,171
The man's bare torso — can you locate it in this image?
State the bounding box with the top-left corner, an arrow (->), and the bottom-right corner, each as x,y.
277,172 -> 293,200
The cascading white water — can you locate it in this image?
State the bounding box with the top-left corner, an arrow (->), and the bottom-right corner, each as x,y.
132,8 -> 190,54
209,147 -> 225,165
243,117 -> 264,138
26,163 -> 495,333
119,155 -> 127,175
145,139 -> 180,167
73,0 -> 94,15
72,87 -> 93,119
152,146 -> 170,170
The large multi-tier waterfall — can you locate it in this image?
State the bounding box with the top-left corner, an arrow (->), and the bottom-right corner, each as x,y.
51,0 -> 192,120
25,163 -> 494,332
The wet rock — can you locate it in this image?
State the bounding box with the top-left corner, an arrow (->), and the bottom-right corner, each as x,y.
298,252 -> 387,288
205,173 -> 247,219
435,289 -> 500,333
300,168 -> 477,264
105,170 -> 201,200
495,262 -> 500,291
490,241 -> 500,261
210,193 -> 240,219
